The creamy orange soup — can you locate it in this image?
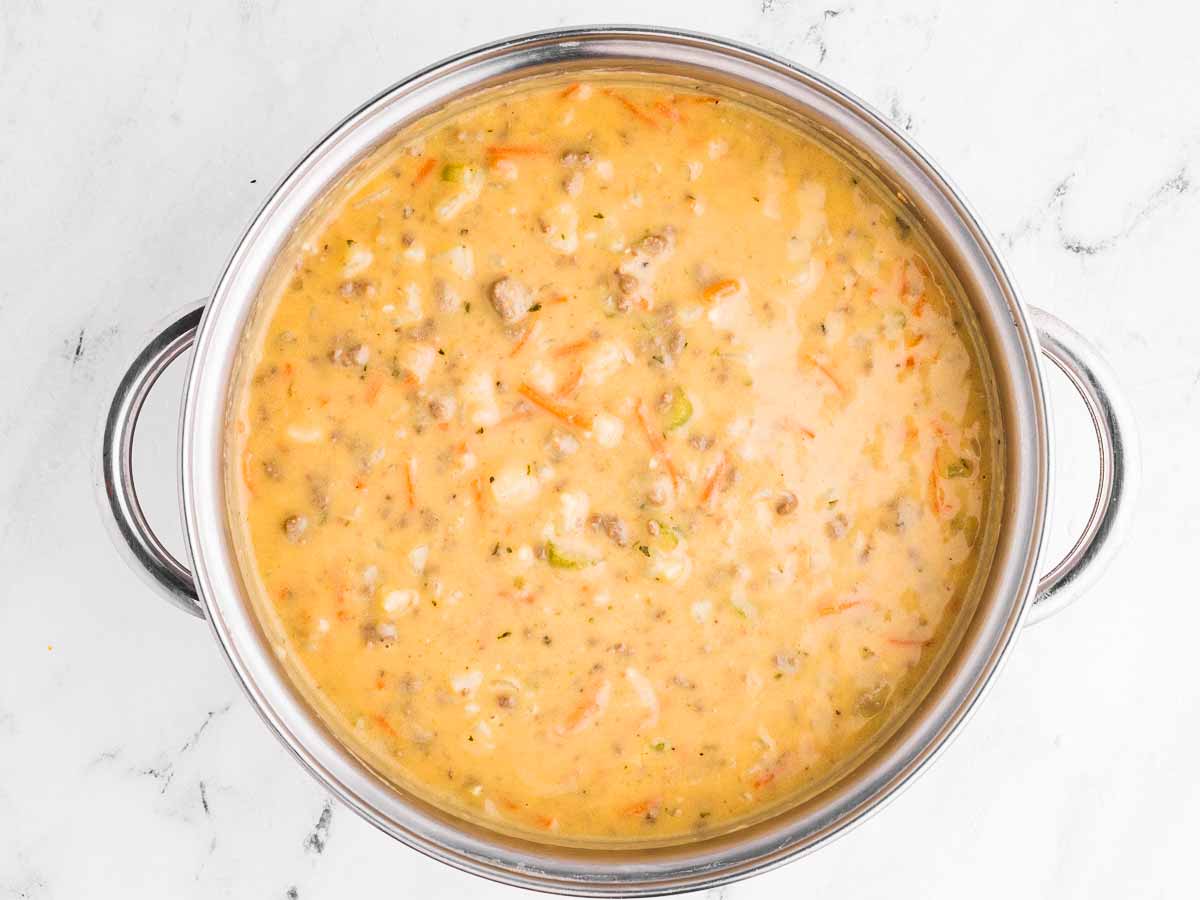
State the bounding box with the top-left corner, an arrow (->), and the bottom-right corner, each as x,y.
230,78 -> 998,843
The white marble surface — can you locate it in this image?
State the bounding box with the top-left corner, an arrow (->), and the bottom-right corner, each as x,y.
1,1 -> 1196,897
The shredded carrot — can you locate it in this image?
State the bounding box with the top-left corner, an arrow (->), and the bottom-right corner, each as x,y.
928,464 -> 942,516
552,338 -> 592,357
372,715 -> 399,738
818,599 -> 864,616
499,589 -> 536,605
805,354 -> 845,395
635,402 -> 681,488
905,332 -> 925,349
562,687 -> 602,733
486,144 -> 547,159
518,383 -> 593,428
412,157 -> 436,186
405,457 -> 417,510
241,449 -> 256,496
364,373 -> 384,405
282,362 -> 294,378
560,82 -> 583,99
556,366 -> 584,398
904,418 -> 919,447
751,769 -> 776,789
604,89 -> 658,127
699,452 -> 729,506
547,294 -> 570,305
509,322 -> 538,357
470,477 -> 485,512
652,100 -> 682,124
624,797 -> 661,816
912,295 -> 928,317
702,278 -> 741,303
534,814 -> 557,830
782,418 -> 815,439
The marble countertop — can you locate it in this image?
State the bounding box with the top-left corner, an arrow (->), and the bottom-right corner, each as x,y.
2,1 -> 1195,897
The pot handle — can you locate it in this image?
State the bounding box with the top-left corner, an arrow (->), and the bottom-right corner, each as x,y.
1026,307 -> 1140,624
101,304 -> 206,619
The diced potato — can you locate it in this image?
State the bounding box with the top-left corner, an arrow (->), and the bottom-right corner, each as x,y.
588,412 -> 624,448
434,243 -> 475,279
462,370 -> 501,427
542,202 -> 579,254
451,669 -> 483,696
397,344 -> 436,384
343,246 -> 374,278
559,491 -> 591,533
490,467 -> 541,507
382,588 -> 419,615
391,282 -> 423,326
286,424 -> 324,443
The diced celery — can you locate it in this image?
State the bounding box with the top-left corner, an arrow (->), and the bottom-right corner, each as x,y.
663,388 -> 693,430
546,541 -> 595,570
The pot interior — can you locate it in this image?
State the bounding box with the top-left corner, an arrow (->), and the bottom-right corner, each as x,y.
182,28 -> 1047,894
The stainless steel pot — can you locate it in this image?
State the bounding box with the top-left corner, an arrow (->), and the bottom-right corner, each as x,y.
100,27 -> 1139,896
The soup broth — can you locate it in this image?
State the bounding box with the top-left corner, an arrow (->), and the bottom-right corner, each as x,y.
229,78 -> 998,843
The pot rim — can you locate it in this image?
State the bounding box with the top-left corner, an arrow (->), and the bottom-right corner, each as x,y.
179,25 -> 1048,895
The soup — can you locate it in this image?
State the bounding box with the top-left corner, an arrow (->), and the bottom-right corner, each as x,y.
229,78 -> 998,843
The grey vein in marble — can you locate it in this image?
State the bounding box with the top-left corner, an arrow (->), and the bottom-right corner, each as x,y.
1001,162 -> 1193,259
303,801 -> 334,855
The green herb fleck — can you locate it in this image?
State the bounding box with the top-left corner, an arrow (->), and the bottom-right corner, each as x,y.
546,541 -> 596,570
945,458 -> 973,478
662,388 -> 693,430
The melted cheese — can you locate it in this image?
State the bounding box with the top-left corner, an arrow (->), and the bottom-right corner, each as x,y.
229,78 -> 998,844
